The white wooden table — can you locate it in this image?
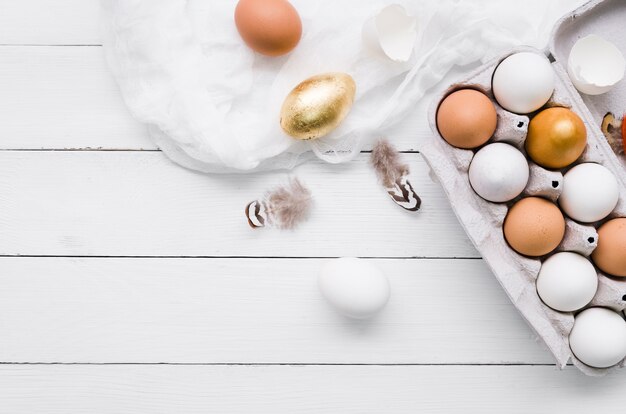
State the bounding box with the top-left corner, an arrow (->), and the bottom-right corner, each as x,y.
0,1 -> 625,412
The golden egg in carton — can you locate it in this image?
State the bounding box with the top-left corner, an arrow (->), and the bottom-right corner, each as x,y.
423,44 -> 626,376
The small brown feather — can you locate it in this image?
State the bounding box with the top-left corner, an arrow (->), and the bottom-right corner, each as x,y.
246,178 -> 312,230
370,139 -> 409,188
370,139 -> 421,212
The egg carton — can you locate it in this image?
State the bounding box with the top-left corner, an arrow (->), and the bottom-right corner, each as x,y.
551,0 -> 626,170
421,0 -> 626,376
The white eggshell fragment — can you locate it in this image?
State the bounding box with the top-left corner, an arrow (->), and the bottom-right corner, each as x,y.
492,52 -> 555,114
559,163 -> 619,223
468,143 -> 529,203
569,307 -> 626,368
536,252 -> 597,312
362,4 -> 417,62
318,258 -> 390,319
568,34 -> 626,96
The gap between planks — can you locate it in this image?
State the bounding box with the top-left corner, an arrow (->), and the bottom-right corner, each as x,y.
0,149 -> 421,153
0,44 -> 102,47
0,362 -> 560,366
0,255 -> 481,259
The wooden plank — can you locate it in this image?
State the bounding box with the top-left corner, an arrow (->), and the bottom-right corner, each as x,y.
0,0 -> 101,45
0,257 -> 550,364
0,46 -> 458,151
0,46 -> 151,150
0,364 -> 624,413
0,152 -> 477,258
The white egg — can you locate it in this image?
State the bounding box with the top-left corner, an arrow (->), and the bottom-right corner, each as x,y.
468,143 -> 529,203
536,252 -> 597,312
318,258 -> 390,319
492,52 -> 555,114
569,307 -> 626,368
559,163 -> 619,223
568,35 -> 625,96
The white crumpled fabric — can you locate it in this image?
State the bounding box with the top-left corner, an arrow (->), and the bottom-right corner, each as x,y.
101,0 -> 583,173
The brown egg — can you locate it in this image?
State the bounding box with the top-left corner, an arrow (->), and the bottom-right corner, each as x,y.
526,107 -> 587,169
592,218 -> 626,277
234,0 -> 302,57
436,89 -> 497,149
504,197 -> 565,257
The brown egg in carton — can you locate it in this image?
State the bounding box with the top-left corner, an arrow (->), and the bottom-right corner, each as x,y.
422,46 -> 626,376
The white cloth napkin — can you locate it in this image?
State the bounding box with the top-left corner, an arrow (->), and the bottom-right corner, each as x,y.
101,0 -> 585,173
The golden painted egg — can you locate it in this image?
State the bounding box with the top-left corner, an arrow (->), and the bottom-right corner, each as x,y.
280,72 -> 356,140
525,107 -> 587,169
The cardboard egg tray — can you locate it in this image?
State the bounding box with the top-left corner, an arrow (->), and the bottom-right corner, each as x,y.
421,0 -> 626,376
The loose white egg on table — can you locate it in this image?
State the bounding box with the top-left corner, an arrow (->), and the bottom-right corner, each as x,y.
536,252 -> 598,312
318,258 -> 390,319
492,52 -> 555,114
559,163 -> 619,223
468,143 -> 529,202
569,307 -> 626,368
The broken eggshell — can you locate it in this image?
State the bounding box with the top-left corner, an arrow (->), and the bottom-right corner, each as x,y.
362,4 -> 417,63
568,34 -> 626,95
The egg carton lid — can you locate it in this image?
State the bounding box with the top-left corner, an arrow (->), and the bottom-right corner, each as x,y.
550,0 -> 626,169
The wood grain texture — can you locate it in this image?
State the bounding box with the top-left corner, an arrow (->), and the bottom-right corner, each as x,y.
0,0 -> 101,45
0,152 -> 477,258
0,365 -> 625,413
0,46 -> 151,150
0,257 -> 550,364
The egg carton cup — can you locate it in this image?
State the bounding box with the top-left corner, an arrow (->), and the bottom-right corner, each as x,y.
422,44 -> 626,376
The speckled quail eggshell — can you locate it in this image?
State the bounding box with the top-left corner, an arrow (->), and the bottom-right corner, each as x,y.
469,143 -> 529,203
492,52 -> 555,114
536,252 -> 598,312
318,258 -> 390,319
569,307 -> 626,368
559,163 -> 619,223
